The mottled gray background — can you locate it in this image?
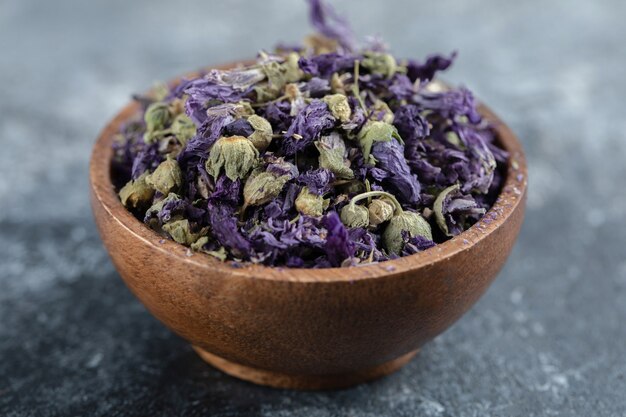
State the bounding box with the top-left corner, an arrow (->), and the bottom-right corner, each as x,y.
1,0 -> 625,416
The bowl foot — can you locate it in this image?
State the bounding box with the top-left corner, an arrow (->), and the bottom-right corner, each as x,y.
192,346 -> 418,390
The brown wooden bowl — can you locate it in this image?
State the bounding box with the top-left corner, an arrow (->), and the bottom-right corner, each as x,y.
90,62 -> 527,390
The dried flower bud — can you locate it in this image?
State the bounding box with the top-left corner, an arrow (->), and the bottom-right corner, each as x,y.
383,212 -> 432,255
243,169 -> 290,208
368,198 -> 394,226
143,102 -> 172,143
254,83 -> 277,103
330,72 -> 346,94
315,133 -> 354,179
371,99 -> 395,124
206,136 -> 259,181
361,52 -> 398,78
260,61 -> 288,100
170,114 -> 196,146
357,120 -> 403,164
247,115 -> 273,151
340,203 -> 369,228
119,172 -> 155,209
162,219 -> 204,246
145,156 -> 183,195
283,52 -> 303,83
322,93 -> 351,123
295,187 -> 325,217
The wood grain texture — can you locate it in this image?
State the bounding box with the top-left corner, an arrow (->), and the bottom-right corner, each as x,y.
89,62 -> 527,390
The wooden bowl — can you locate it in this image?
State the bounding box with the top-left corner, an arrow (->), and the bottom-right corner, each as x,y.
90,63 -> 527,390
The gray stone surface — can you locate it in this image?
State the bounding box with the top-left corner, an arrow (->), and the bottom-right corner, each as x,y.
1,0 -> 625,415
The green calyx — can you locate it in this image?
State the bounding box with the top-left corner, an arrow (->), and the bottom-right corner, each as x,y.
342,191 -> 431,254
145,156 -> 183,195
243,169 -> 291,209
170,114 -> 196,146
247,115 -> 274,151
315,134 -> 354,179
357,120 -> 403,164
361,52 -> 398,79
143,102 -> 172,143
368,198 -> 395,226
295,187 -> 327,217
340,204 -> 369,228
119,172 -> 155,209
206,136 -> 259,181
256,52 -> 303,102
322,93 -> 352,123
340,191 -> 402,229
383,211 -> 432,255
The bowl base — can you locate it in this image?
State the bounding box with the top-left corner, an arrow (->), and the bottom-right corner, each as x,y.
192,346 -> 418,390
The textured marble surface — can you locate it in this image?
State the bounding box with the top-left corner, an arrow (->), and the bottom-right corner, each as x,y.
1,0 -> 626,416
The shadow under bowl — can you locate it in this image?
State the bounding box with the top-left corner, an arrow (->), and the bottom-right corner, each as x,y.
90,62 -> 527,390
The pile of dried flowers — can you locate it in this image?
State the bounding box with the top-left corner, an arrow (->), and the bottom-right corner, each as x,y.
112,0 -> 507,268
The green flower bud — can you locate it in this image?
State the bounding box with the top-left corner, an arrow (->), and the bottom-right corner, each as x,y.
330,72 -> 346,94
283,52 -> 304,83
315,133 -> 354,179
257,60 -> 288,101
143,102 -> 172,143
357,120 -> 403,164
383,212 -> 432,255
361,52 -> 398,79
341,190 -> 400,229
162,219 -> 204,246
206,136 -> 259,181
340,203 -> 369,228
322,93 -> 351,123
243,169 -> 290,208
371,99 -> 395,124
119,172 -> 155,209
247,115 -> 273,151
145,156 -> 183,195
368,198 -> 394,226
170,114 -> 196,146
295,187 -> 325,217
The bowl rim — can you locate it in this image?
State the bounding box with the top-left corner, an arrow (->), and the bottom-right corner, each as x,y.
90,63 -> 527,283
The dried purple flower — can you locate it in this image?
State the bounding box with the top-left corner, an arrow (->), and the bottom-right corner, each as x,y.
283,99 -> 336,155
322,211 -> 355,266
